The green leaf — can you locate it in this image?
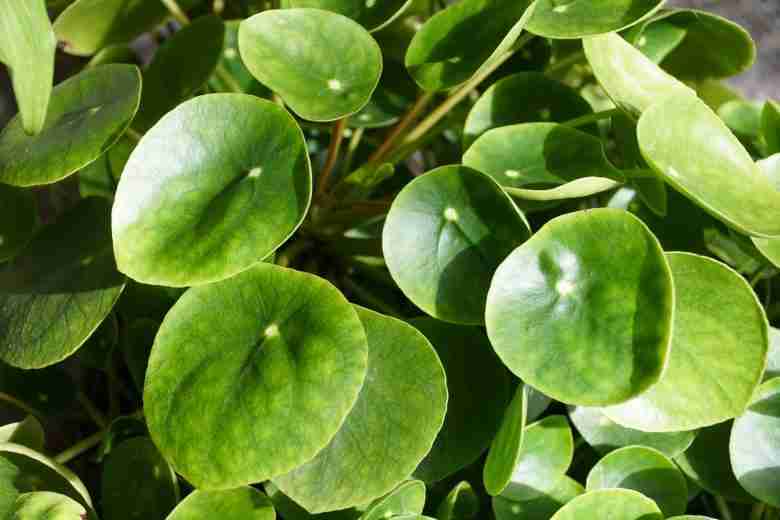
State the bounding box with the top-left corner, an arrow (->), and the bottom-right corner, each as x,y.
238,9 -> 382,121
383,165 -> 530,325
462,72 -> 594,149
583,33 -> 693,117
144,263 -> 368,489
359,480 -> 426,520
638,93 -> 780,238
0,64 -> 142,187
133,16 -> 226,131
0,0 -> 56,135
101,437 -> 179,520
166,488 -> 275,520
605,253 -> 768,432
0,198 -> 126,369
626,20 -> 687,64
273,306 -> 447,513
411,318 -> 512,483
0,364 -> 76,416
281,0 -> 412,31
486,208 -> 673,406
208,21 -> 266,95
112,93 -> 311,287
12,491 -> 86,520
0,443 -> 93,518
751,155 -> 780,266
674,421 -> 753,503
484,385 -> 527,496
548,489 -> 662,520
78,135 -> 133,200
730,377 -> 780,507
405,0 -> 534,91
568,406 -> 695,458
766,327 -> 780,381
264,482 -> 356,520
718,99 -> 763,138
0,418 -> 45,452
86,44 -> 137,67
586,446 -> 687,517
525,0 -> 664,39
493,476 -> 582,520
95,415 -> 147,462
437,482 -> 479,520
763,100 -> 780,155
463,123 -> 623,201
0,185 -> 37,262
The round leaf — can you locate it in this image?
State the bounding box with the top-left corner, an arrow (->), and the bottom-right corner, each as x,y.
281,0 -> 411,31
0,64 -> 141,187
605,253 -> 768,432
568,406 -> 695,458
383,165 -> 531,325
144,263 -> 368,489
525,0 -> 664,39
0,418 -> 45,452
238,9 -> 382,121
411,318 -> 512,483
101,437 -> 179,520
486,208 -> 673,406
112,93 -> 311,287
0,185 -> 37,262
273,306 -> 447,513
626,19 -> 687,64
484,385 -> 527,496
638,93 -> 780,238
586,446 -> 687,517
493,476 -> 582,520
730,377 -> 780,507
549,489 -> 662,520
12,492 -> 86,520
0,198 -> 126,369
165,488 -> 275,520
718,100 -> 763,137
360,480 -> 426,520
751,155 -> 780,266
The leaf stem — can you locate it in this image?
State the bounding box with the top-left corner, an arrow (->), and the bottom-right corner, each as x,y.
315,118 -> 347,201
563,108 -> 622,128
53,429 -> 105,465
125,128 -> 143,143
0,392 -> 43,420
76,391 -> 108,429
368,92 -> 435,164
214,65 -> 244,93
160,0 -> 190,25
714,496 -> 733,520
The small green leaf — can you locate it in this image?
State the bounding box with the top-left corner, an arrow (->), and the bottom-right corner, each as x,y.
383,165 -> 530,325
0,64 -> 142,187
437,482 -> 479,520
411,318 -> 512,483
525,0 -> 664,39
405,0 -> 534,91
486,208 -> 673,406
101,437 -> 178,520
12,491 -> 86,520
549,489 -> 662,520
272,306 -> 447,513
763,100 -> 780,155
0,198 -> 126,369
0,0 -> 56,135
605,252 -> 767,432
484,385 -> 527,496
77,135 -> 133,200
627,20 -> 687,64
359,480 -> 426,520
462,72 -> 595,149
730,377 -> 780,507
0,418 -> 45,452
718,99 -> 763,137
239,9 -> 382,121
0,185 -> 37,262
165,488 -> 275,520
144,263 -> 368,489
112,94 -> 311,287
586,446 -> 687,517
493,476 -> 582,520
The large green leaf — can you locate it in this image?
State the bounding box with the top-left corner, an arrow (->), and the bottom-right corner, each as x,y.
0,198 -> 125,369
730,377 -> 780,507
605,253 -> 767,432
165,488 -> 275,520
281,0 -> 411,31
359,480 -> 426,520
462,72 -> 594,149
462,123 -> 623,201
525,0 -> 664,39
101,437 -> 179,520
0,64 -> 141,187
239,9 -> 382,121
411,318 -> 512,483
405,0 -> 534,91
549,489 -> 662,520
568,406 -> 695,458
0,186 -> 37,262
750,155 -> 780,266
112,94 -> 311,287
133,16 -> 225,131
483,385 -> 527,496
144,263 -> 368,489
583,33 -> 693,117
12,492 -> 86,520
493,476 -> 582,520
638,93 -> 780,238
0,1 -> 56,135
486,208 -> 673,406
383,165 -> 530,325
273,306 -> 447,513
586,446 -> 687,517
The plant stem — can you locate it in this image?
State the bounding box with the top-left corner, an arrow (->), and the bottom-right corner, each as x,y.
0,392 -> 43,420
563,108 -> 622,128
125,128 -> 143,143
545,50 -> 585,75
214,65 -> 244,93
368,92 -> 435,164
54,429 -> 105,465
402,33 -> 535,146
315,119 -> 347,201
341,127 -> 365,176
76,391 -> 108,429
714,496 -> 733,520
752,503 -> 766,520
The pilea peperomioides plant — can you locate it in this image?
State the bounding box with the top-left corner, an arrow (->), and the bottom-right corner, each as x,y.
1,0 -> 779,519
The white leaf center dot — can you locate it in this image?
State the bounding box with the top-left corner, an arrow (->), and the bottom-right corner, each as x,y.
553,4 -> 569,13
327,79 -> 343,91
248,167 -> 263,178
505,169 -> 521,179
556,280 -> 575,296
264,324 -> 280,338
638,36 -> 648,47
443,207 -> 459,222
224,48 -> 237,60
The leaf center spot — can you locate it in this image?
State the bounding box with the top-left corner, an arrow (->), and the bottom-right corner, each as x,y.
556,279 -> 576,296
553,4 -> 569,13
264,324 -> 280,338
505,170 -> 521,179
327,79 -> 343,92
224,48 -> 238,60
638,36 -> 648,47
443,207 -> 459,222
248,167 -> 263,178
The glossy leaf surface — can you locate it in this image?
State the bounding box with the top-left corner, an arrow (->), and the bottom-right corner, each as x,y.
483,385 -> 527,496
12,492 -> 86,520
549,489 -> 662,520
165,488 -> 275,520
525,0 -> 664,39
